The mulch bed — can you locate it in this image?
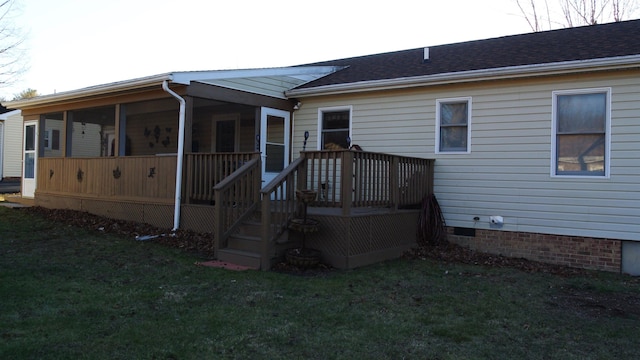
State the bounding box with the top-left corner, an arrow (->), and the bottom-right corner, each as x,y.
20,206 -> 595,276
21,206 -> 215,258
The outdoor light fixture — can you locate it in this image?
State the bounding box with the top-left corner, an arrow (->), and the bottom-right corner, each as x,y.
303,131 -> 309,151
293,101 -> 302,110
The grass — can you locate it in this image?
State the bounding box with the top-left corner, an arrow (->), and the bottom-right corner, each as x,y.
1,206 -> 639,359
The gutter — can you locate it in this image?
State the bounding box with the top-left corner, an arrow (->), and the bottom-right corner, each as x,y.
162,79 -> 186,231
286,55 -> 640,97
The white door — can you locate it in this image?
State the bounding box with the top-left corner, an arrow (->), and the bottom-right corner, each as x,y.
260,107 -> 290,188
22,121 -> 37,198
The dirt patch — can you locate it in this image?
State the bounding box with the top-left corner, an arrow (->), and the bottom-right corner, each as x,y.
547,285 -> 640,319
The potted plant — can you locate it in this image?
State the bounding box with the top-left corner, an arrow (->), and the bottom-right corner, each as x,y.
286,190 -> 321,267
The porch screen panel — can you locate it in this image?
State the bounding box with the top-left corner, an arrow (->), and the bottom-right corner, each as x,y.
216,120 -> 236,152
68,106 -> 116,158
43,112 -> 64,157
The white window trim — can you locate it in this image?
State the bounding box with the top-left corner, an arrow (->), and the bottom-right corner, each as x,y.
44,129 -> 52,150
435,97 -> 472,154
550,87 -> 611,179
317,105 -> 353,150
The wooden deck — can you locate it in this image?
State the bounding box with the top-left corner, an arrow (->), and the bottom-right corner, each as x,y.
33,150 -> 434,270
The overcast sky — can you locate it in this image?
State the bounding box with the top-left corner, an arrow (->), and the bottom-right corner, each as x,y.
1,0 -> 619,99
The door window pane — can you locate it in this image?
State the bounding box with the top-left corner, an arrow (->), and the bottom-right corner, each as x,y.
267,116 -> 285,143
24,153 -> 35,179
265,144 -> 284,172
25,125 -> 35,151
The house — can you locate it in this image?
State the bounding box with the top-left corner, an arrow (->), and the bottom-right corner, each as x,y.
2,67 -> 433,270
4,19 -> 640,274
286,19 -> 640,275
0,106 -> 23,181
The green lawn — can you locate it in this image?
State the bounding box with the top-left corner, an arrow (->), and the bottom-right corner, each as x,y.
1,206 -> 639,359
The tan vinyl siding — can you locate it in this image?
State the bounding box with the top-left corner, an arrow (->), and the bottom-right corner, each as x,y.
293,70 -> 640,241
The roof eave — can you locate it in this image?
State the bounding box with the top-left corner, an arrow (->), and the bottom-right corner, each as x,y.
2,73 -> 175,109
285,55 -> 640,97
2,65 -> 346,110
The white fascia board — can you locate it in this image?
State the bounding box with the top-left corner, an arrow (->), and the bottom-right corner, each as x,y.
286,55 -> 640,97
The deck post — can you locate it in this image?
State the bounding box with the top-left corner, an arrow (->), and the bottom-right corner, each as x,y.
296,152 -> 308,191
341,151 -> 354,217
184,154 -> 192,205
213,188 -> 223,255
427,159 -> 435,195
260,193 -> 272,270
390,156 -> 400,212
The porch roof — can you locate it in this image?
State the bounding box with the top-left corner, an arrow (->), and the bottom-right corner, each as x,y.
3,66 -> 343,110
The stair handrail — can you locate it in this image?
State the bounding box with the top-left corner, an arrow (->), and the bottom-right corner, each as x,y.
213,157 -> 261,255
259,155 -> 306,269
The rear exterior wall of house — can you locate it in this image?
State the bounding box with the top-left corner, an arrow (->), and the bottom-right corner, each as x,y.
291,69 -> 640,272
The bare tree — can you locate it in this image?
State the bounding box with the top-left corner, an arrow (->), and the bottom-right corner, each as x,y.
12,87 -> 36,100
0,0 -> 27,88
515,0 -> 553,31
515,0 -> 639,31
612,0 -> 638,20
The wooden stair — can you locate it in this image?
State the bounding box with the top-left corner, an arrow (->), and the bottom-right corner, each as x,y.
216,212 -> 291,270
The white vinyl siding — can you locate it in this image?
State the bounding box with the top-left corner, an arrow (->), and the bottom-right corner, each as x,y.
1,111 -> 23,178
291,70 -> 640,242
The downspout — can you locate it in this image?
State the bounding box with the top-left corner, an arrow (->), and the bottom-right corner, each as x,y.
162,80 -> 186,231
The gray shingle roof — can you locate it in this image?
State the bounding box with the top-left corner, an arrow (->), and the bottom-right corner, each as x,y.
295,19 -> 640,89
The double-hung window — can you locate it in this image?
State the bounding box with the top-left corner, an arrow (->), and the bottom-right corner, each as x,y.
318,107 -> 351,150
436,97 -> 471,153
552,88 -> 610,177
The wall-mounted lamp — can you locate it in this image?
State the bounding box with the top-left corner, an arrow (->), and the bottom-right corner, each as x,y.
293,101 -> 302,110
303,131 -> 309,151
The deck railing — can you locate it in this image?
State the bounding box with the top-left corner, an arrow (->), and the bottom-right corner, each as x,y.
37,156 -> 177,202
185,152 -> 260,203
259,157 -> 306,270
213,157 -> 262,252
301,150 -> 434,214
